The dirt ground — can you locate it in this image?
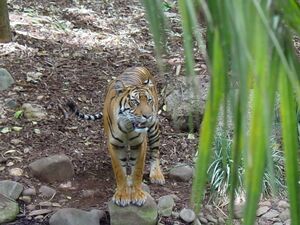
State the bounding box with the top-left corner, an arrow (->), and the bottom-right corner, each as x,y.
0,1 -> 209,224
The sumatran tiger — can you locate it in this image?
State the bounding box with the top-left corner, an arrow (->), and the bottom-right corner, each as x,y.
67,67 -> 165,207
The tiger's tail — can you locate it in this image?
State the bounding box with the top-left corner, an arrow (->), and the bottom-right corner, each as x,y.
66,101 -> 102,120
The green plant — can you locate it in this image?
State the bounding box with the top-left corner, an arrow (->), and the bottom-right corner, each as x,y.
14,110 -> 23,119
142,0 -> 300,224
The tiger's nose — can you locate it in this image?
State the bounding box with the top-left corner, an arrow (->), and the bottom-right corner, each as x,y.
143,114 -> 152,119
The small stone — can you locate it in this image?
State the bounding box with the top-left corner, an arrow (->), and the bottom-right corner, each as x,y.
158,195 -> 175,217
278,200 -> 289,209
29,209 -> 52,216
179,208 -> 196,223
39,185 -> 56,198
169,165 -> 193,182
273,223 -> 283,225
5,99 -> 17,108
279,209 -> 290,221
234,203 -> 244,219
10,139 -> 23,145
29,154 -> 74,183
0,68 -> 14,91
199,216 -> 208,224
193,218 -> 202,225
22,103 -> 47,121
218,217 -> 226,224
6,161 -> 14,167
0,193 -> 19,224
285,219 -> 291,225
206,214 -> 217,223
50,208 -> 104,225
261,209 -> 279,219
256,206 -> 270,216
168,194 -> 180,202
142,183 -> 150,193
22,188 -> 37,196
0,180 -> 24,200
24,147 -> 31,153
34,215 -> 44,220
171,211 -> 179,219
19,196 -> 31,203
9,168 -> 23,177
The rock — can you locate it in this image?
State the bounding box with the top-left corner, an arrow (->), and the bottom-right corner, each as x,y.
50,208 -> 104,225
0,68 -> 14,91
261,209 -> 279,219
165,75 -> 209,132
22,187 -> 37,196
21,103 -> 47,121
206,214 -> 217,223
278,200 -> 289,209
158,195 -> 175,217
29,154 -> 74,182
169,164 -> 193,182
108,195 -> 157,225
0,193 -> 19,224
233,203 -> 244,219
0,180 -> 24,200
285,219 -> 291,225
179,208 -> 196,223
279,209 -> 290,221
9,167 -> 23,177
39,185 -> 56,198
256,206 -> 270,216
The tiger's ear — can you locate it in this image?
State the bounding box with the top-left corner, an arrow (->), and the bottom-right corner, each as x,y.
114,80 -> 125,95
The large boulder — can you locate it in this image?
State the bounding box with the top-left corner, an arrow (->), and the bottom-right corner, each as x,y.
29,154 -> 74,183
0,193 -> 19,224
0,180 -> 23,200
49,208 -> 104,225
108,195 -> 158,225
0,68 -> 14,91
164,75 -> 209,132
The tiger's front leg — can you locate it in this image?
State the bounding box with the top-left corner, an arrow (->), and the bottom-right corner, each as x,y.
129,140 -> 148,206
148,122 -> 165,184
108,144 -> 131,207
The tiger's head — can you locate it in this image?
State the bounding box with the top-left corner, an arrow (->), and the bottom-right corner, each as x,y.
114,79 -> 157,133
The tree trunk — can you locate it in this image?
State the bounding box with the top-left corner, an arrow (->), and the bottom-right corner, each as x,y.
0,0 -> 12,43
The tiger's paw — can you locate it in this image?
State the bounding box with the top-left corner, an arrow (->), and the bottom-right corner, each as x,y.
150,167 -> 165,185
112,187 -> 131,207
131,187 -> 147,206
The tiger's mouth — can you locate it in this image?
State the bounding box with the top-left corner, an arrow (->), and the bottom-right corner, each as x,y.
133,122 -> 148,133
133,122 -> 147,129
